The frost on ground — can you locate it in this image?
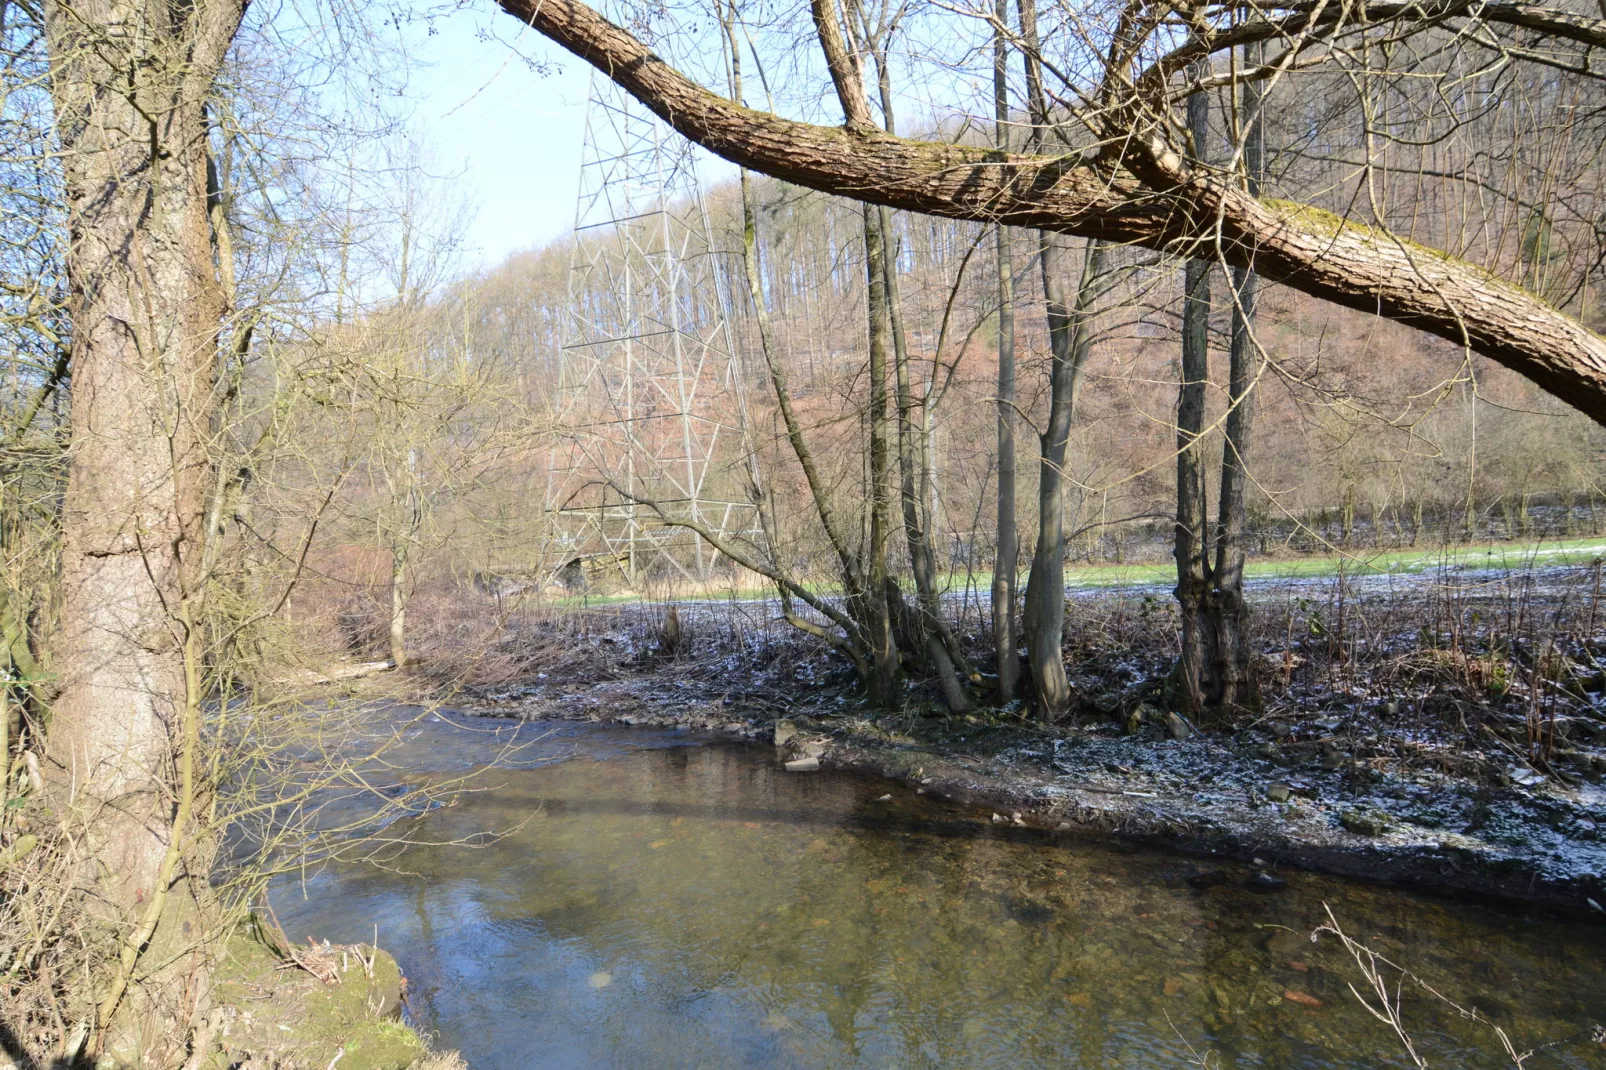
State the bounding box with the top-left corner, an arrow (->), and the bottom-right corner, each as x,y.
445,563 -> 1606,912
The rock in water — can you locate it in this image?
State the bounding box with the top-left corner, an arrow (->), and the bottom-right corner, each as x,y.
1167,712 -> 1193,741
587,971 -> 612,990
1267,782 -> 1292,803
784,756 -> 819,772
773,719 -> 798,748
1248,871 -> 1287,892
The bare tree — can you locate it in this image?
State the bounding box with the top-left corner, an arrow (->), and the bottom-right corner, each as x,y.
1015,0 -> 1108,717
39,0 -> 244,1047
1174,71 -> 1218,715
494,0 -> 1606,425
991,0 -> 1020,704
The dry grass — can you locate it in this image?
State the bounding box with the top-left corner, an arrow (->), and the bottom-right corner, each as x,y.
0,792 -> 104,1065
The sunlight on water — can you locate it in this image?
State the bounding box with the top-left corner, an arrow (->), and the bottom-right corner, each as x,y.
273,715 -> 1606,1069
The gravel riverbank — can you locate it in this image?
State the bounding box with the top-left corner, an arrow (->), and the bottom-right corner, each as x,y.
450,668 -> 1606,918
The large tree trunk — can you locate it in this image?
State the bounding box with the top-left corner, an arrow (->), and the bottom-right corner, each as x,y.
43,0 -> 238,911
498,0 -> 1606,426
41,0 -> 243,1052
389,463 -> 422,669
389,547 -> 410,669
1015,0 -> 1093,719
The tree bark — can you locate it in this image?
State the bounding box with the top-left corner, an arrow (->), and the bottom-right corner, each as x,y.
1023,239 -> 1104,717
40,0 -> 244,1053
991,1 -> 1019,704
1208,46 -> 1266,713
861,202 -> 902,706
389,549 -> 410,669
495,0 -> 1606,425
1174,81 -> 1216,716
42,0 -> 241,913
1014,0 -> 1103,720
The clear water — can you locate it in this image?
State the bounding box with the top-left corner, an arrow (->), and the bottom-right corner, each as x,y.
272,714 -> 1606,1069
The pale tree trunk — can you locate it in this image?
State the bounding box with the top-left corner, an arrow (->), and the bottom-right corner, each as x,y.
1022,238 -> 1104,717
1174,80 -> 1216,715
43,0 -> 238,903
1014,0 -> 1099,719
990,0 -> 1019,703
864,32 -> 971,712
40,0 -> 243,1049
1208,44 -> 1265,713
861,202 -> 902,706
389,455 -> 422,669
390,549 -> 410,669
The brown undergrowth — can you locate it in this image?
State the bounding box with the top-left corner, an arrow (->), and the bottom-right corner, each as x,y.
379,564 -> 1606,789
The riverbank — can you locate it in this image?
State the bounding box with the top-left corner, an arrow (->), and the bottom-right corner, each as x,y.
197,925 -> 463,1070
398,562 -> 1606,917
450,671 -> 1606,918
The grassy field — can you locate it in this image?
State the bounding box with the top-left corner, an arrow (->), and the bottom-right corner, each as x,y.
1050,535 -> 1606,590
555,536 -> 1606,607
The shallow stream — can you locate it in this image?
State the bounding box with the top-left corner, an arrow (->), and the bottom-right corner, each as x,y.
273,714 -> 1606,1068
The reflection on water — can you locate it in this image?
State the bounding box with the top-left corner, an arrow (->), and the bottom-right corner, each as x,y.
273,717 -> 1606,1069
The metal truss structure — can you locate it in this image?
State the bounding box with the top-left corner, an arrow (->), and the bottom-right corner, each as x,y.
545,63 -> 758,587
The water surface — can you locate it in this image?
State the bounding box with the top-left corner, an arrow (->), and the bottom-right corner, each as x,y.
274,715 -> 1606,1068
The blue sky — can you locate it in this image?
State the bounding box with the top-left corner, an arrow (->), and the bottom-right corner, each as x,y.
398,3 -> 739,274
399,8 -> 592,270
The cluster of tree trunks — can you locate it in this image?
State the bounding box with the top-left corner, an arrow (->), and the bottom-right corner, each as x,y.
495,0 -> 1606,720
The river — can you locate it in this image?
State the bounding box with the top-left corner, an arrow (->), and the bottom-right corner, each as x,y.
271,711 -> 1606,1068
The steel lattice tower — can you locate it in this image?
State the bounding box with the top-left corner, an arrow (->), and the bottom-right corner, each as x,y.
546,65 -> 757,587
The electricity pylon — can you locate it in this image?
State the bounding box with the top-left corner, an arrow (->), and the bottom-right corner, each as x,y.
545,66 -> 758,588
